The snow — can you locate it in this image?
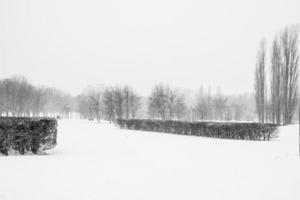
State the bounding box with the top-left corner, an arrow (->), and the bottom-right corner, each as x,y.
0,119 -> 300,200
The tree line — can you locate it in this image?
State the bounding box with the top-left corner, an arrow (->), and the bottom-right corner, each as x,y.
77,85 -> 141,123
78,83 -> 256,123
255,25 -> 299,125
194,87 -> 253,122
147,84 -> 254,122
0,76 -> 73,118
0,76 -> 257,123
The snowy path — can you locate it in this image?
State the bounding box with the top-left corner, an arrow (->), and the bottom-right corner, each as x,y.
0,120 -> 300,200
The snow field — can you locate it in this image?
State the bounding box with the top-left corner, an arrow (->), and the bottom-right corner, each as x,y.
0,120 -> 299,200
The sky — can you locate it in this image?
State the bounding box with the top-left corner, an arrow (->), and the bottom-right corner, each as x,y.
0,0 -> 299,96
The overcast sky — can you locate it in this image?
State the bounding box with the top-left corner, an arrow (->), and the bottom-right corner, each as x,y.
0,0 -> 299,96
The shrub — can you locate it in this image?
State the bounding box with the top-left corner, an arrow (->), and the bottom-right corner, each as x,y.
0,117 -> 57,155
116,119 -> 278,140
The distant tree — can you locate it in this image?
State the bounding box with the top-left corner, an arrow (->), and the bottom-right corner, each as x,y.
232,103 -> 244,121
148,84 -> 187,120
77,95 -> 93,119
148,84 -> 167,120
88,91 -> 102,122
255,39 -> 267,123
225,103 -> 233,121
43,87 -> 72,118
123,86 -> 141,119
123,86 -> 131,119
129,92 -> 141,119
196,87 -> 209,121
166,86 -> 177,120
103,87 -> 115,123
113,86 -> 124,120
0,76 -> 34,116
0,78 -> 14,116
205,86 -> 213,120
0,76 -> 75,118
31,87 -> 47,117
173,94 -> 187,120
213,93 -> 227,121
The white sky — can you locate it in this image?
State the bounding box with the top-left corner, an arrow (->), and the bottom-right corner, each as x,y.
0,0 -> 299,96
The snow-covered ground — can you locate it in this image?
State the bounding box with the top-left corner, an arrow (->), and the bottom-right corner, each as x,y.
0,120 -> 300,200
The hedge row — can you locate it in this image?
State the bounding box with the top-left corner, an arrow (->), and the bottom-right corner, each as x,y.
116,119 -> 278,140
0,117 -> 57,155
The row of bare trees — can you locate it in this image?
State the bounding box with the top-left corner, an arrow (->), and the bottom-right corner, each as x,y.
255,25 -> 299,124
0,76 -> 72,117
0,77 -> 257,122
147,84 -> 253,122
77,85 -> 141,122
195,87 -> 253,122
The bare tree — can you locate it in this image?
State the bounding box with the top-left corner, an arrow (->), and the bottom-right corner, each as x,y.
231,103 -> 244,121
129,91 -> 141,119
123,86 -> 131,119
15,77 -> 33,116
0,76 -> 36,117
148,84 -> 186,120
42,87 -> 72,118
103,87 -> 115,123
270,37 -> 282,124
166,86 -> 177,120
255,39 -> 267,123
88,91 -> 102,122
77,95 -> 93,119
173,94 -> 187,120
113,86 -> 124,120
280,26 -> 299,124
224,104 -> 233,121
206,86 -> 213,120
31,87 -> 47,117
123,86 -> 141,119
213,93 -> 227,121
148,84 -> 167,120
0,79 -> 12,116
196,87 -> 209,121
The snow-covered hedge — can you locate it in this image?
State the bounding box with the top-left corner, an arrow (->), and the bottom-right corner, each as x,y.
116,119 -> 278,140
0,117 -> 57,155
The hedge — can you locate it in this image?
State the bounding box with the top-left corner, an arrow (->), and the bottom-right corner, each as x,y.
116,119 -> 278,141
0,117 -> 57,155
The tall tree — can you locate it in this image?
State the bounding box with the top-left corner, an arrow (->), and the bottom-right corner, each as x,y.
255,39 -> 267,123
280,26 -> 299,124
270,37 -> 282,124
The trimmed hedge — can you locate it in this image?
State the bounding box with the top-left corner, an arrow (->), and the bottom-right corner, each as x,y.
116,119 -> 278,141
0,117 -> 57,155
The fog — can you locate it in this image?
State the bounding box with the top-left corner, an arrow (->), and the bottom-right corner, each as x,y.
0,0 -> 299,96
